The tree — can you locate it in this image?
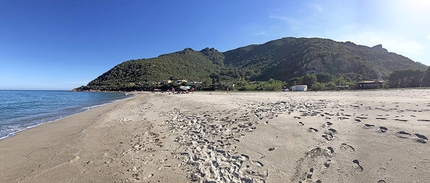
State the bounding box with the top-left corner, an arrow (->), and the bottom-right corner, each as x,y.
316,72 -> 333,83
325,82 -> 336,90
335,76 -> 347,86
267,78 -> 284,91
388,69 -> 424,88
287,77 -> 302,88
422,66 -> 430,87
311,82 -> 325,91
302,74 -> 317,88
210,73 -> 220,84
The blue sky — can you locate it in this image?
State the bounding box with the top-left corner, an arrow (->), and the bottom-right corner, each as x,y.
1,0 -> 429,90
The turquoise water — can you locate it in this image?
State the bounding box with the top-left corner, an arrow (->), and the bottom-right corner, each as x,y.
0,90 -> 129,140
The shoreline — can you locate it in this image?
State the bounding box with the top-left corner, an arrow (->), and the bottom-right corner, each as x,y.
0,92 -> 132,141
0,95 -> 136,182
1,90 -> 429,182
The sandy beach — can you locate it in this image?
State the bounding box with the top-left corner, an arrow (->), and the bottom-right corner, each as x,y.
0,90 -> 429,183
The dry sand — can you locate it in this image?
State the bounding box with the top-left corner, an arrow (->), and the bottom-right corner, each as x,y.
0,89 -> 429,183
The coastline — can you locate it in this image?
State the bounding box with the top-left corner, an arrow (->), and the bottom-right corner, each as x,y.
0,90 -> 429,182
0,91 -> 131,141
0,95 -> 135,182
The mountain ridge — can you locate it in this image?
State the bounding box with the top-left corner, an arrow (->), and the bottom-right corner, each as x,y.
75,37 -> 427,91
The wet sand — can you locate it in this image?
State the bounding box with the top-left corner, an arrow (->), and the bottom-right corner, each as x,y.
0,90 -> 429,182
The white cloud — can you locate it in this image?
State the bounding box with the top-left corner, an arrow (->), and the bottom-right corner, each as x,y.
308,3 -> 323,12
258,32 -> 266,35
426,34 -> 430,40
269,15 -> 303,31
269,15 -> 295,23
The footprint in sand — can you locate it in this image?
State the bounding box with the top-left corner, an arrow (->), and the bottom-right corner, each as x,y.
252,160 -> 264,167
339,116 -> 349,120
308,127 -> 318,132
299,122 -> 304,126
352,159 -> 363,172
306,168 -> 314,179
379,126 -> 388,133
394,118 -> 408,122
306,147 -> 323,157
231,154 -> 249,161
322,133 -> 334,141
328,128 -> 337,134
187,173 -> 200,182
340,143 -> 355,152
415,133 -> 428,144
396,131 -> 411,138
327,146 -> 335,154
363,124 -> 374,129
322,122 -> 333,128
356,116 -> 368,120
324,160 -> 331,168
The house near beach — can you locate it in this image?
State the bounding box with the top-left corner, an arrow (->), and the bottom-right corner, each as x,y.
159,79 -> 202,86
188,81 -> 203,85
175,80 -> 187,85
159,80 -> 172,84
336,84 -> 350,90
291,85 -> 308,91
356,80 -> 384,89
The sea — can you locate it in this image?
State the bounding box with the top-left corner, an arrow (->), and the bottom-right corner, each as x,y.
0,90 -> 129,140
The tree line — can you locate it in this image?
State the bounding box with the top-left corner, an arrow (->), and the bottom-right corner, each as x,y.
387,66 -> 430,88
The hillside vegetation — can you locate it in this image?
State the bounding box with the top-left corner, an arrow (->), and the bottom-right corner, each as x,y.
75,37 -> 427,91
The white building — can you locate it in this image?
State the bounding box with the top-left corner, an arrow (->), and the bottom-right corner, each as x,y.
291,85 -> 307,91
159,80 -> 172,84
175,80 -> 187,85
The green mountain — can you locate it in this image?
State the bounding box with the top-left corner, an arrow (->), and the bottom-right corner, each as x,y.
75,37 -> 427,91
80,48 -> 221,91
223,37 -> 426,81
